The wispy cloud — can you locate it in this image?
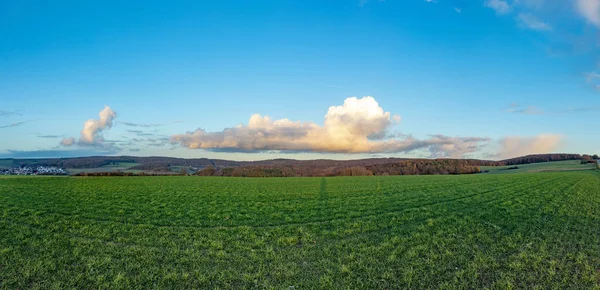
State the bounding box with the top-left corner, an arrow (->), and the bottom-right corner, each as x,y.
0,110 -> 22,117
504,103 -> 600,115
0,120 -> 34,129
562,106 -> 600,113
485,0 -> 512,14
127,129 -> 157,137
505,104 -> 545,115
517,13 -> 552,31
0,148 -> 120,158
497,134 -> 563,159
119,121 -> 162,128
36,134 -> 62,139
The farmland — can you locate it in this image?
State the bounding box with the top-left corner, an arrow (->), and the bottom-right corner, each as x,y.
1,171 -> 600,289
481,160 -> 597,174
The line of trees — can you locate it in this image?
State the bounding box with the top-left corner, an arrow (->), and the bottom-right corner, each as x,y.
194,159 -> 483,177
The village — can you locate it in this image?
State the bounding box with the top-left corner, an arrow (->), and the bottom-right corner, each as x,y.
0,166 -> 68,175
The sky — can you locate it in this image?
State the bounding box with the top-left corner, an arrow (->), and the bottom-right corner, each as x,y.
0,0 -> 598,160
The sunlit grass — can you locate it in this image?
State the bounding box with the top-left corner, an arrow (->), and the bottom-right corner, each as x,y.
1,172 -> 599,288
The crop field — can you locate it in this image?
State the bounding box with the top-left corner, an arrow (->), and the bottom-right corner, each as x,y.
481,160 -> 597,174
66,162 -> 140,175
1,171 -> 600,289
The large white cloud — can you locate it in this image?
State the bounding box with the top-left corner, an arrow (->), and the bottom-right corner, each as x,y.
60,106 -> 117,147
171,97 -> 490,156
577,0 -> 600,27
497,134 -> 563,159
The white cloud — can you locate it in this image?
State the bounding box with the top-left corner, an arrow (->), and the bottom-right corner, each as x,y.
505,104 -> 545,114
171,97 -> 491,156
586,71 -> 600,82
497,134 -> 563,158
60,137 -> 75,147
60,106 -> 117,147
517,13 -> 552,30
485,0 -> 512,14
576,0 -> 600,27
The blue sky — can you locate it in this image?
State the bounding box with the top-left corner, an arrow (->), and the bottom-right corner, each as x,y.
0,0 -> 598,160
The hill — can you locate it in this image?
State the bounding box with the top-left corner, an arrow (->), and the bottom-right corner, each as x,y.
0,153 -> 593,176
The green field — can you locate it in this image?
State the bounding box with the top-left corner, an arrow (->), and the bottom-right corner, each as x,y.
1,171 -> 600,289
67,162 -> 140,174
481,160 -> 596,174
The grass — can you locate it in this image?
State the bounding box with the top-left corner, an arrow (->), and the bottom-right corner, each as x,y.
1,172 -> 600,289
481,160 -> 595,174
67,162 -> 140,174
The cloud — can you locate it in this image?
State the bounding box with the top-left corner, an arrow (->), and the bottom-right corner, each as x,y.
427,135 -> 491,158
585,71 -> 600,88
119,122 -> 162,128
497,134 -> 563,158
0,148 -> 120,159
576,0 -> 600,27
126,129 -> 156,137
0,110 -> 22,117
171,96 -> 490,157
36,134 -> 62,139
517,13 -> 552,31
60,106 -> 117,147
563,106 -> 600,112
0,120 -> 34,129
425,0 -> 437,3
485,0 -> 512,14
60,137 -> 76,146
454,7 -> 462,13
505,104 -> 545,114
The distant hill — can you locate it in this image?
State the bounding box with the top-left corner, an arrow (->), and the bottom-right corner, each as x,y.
0,153 -> 589,177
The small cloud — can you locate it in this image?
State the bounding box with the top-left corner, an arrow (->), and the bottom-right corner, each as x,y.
37,134 -> 62,139
562,106 -> 600,112
60,106 -> 117,148
0,148 -> 120,158
425,0 -> 437,3
0,120 -> 34,129
584,71 -> 600,89
173,120 -> 184,124
60,137 -> 76,147
0,110 -> 22,117
485,0 -> 512,14
505,104 -> 544,115
454,7 -> 462,13
119,121 -> 162,128
517,13 -> 552,31
497,134 -> 563,159
126,129 -> 156,137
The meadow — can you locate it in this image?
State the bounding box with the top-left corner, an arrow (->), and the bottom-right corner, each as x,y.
481,160 -> 597,174
1,170 -> 599,289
